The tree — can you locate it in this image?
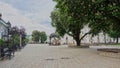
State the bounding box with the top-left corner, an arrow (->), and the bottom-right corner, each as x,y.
51,0 -> 120,46
51,0 -> 91,46
40,31 -> 47,43
89,0 -> 120,43
32,30 -> 40,43
9,26 -> 20,48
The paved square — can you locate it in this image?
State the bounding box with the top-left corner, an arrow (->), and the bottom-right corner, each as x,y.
0,44 -> 120,68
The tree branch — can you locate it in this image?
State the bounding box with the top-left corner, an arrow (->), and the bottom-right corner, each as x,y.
80,32 -> 91,40
109,15 -> 120,22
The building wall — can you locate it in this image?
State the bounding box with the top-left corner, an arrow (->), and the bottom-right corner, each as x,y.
60,26 -> 120,45
0,22 -> 8,39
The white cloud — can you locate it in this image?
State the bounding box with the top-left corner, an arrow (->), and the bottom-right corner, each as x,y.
0,1 -> 55,35
22,0 -> 56,24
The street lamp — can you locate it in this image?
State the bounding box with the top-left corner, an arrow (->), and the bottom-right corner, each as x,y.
19,29 -> 22,48
6,21 -> 11,47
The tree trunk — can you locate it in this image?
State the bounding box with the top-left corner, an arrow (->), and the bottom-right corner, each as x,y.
116,37 -> 119,44
90,35 -> 93,44
113,38 -> 115,43
75,37 -> 80,46
103,33 -> 106,44
74,31 -> 80,46
97,34 -> 100,44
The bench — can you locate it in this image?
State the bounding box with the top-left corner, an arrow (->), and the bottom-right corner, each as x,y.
0,47 -> 14,60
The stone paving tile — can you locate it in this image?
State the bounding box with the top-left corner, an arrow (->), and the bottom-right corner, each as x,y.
0,44 -> 120,68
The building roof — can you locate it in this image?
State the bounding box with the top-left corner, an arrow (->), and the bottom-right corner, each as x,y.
0,18 -> 9,28
50,33 -> 59,38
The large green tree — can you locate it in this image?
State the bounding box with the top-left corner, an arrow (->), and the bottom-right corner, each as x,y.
40,31 -> 47,43
51,0 -> 120,46
32,30 -> 40,43
51,0 -> 92,46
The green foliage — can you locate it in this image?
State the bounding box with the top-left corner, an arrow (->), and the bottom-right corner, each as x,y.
14,35 -> 20,45
8,39 -> 13,48
24,38 -> 29,43
8,35 -> 20,48
51,0 -> 92,46
89,0 -> 120,37
40,31 -> 47,43
107,22 -> 120,43
32,30 -> 41,43
51,10 -> 69,37
51,0 -> 120,45
0,39 -> 5,47
108,30 -> 120,38
32,30 -> 47,43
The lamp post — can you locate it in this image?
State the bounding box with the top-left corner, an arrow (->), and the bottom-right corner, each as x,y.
49,36 -> 51,45
6,21 -> 11,48
66,36 -> 68,45
19,29 -> 22,48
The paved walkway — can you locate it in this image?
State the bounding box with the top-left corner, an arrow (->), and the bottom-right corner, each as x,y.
90,45 -> 120,49
0,44 -> 120,68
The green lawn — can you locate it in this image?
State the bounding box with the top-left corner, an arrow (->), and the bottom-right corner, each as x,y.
111,43 -> 120,46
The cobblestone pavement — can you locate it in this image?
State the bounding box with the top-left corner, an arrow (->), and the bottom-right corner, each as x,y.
0,44 -> 120,68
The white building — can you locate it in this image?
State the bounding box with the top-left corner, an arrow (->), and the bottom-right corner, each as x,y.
60,25 -> 119,45
0,14 -> 10,41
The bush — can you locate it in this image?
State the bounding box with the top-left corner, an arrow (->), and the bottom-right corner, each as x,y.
0,39 -> 5,47
24,38 -> 29,43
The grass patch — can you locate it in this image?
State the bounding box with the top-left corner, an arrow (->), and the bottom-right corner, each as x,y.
68,45 -> 89,48
110,43 -> 120,46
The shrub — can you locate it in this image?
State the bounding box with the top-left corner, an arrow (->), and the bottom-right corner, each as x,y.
0,39 -> 5,47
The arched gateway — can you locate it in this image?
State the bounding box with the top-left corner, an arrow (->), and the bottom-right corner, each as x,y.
49,33 -> 60,45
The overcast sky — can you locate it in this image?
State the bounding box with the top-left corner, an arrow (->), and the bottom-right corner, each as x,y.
0,0 -> 56,35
